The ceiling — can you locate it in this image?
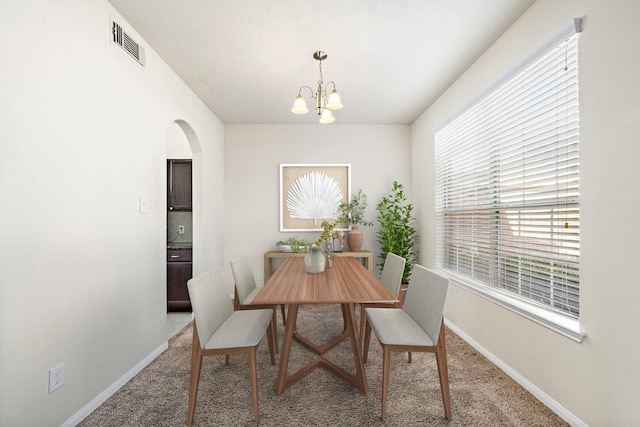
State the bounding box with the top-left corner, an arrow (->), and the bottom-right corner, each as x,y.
107,0 -> 535,125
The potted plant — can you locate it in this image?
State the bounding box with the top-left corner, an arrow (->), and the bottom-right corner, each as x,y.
276,237 -> 311,253
336,189 -> 374,252
376,181 -> 417,283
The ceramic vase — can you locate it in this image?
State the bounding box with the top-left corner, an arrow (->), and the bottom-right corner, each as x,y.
347,225 -> 363,252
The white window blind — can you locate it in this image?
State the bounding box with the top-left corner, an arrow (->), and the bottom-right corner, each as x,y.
435,34 -> 580,319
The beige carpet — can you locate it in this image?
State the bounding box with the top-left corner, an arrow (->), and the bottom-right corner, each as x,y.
79,305 -> 568,426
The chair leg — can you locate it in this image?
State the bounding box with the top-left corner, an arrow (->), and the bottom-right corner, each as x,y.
271,308 -> 279,353
187,324 -> 203,426
249,348 -> 260,425
435,321 -> 452,420
280,304 -> 287,325
408,352 -> 412,363
233,288 -> 240,311
266,319 -> 276,365
359,304 -> 367,345
381,345 -> 391,422
363,321 -> 372,363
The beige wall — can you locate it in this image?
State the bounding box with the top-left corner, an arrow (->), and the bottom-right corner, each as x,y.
412,0 -> 640,425
0,1 -> 224,426
223,124 -> 411,284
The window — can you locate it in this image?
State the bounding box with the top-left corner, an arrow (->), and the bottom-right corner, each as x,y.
435,34 -> 580,325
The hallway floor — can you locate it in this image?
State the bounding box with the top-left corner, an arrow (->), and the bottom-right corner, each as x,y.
166,312 -> 192,340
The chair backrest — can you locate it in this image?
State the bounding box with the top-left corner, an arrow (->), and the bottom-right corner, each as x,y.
230,255 -> 258,304
187,267 -> 234,348
402,265 -> 449,343
380,252 -> 406,298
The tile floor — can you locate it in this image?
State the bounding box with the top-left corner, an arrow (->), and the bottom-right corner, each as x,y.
166,312 -> 193,340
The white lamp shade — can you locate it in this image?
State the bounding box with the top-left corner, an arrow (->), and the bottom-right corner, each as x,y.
319,109 -> 335,124
325,90 -> 343,110
291,95 -> 309,114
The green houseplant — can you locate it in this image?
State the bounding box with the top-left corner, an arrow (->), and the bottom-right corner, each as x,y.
336,189 -> 374,228
376,181 -> 417,283
336,189 -> 374,252
276,237 -> 311,253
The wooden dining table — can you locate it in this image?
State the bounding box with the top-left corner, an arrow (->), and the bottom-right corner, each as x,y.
251,256 -> 398,395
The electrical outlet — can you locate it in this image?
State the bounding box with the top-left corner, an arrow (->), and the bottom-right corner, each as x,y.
49,363 -> 64,393
178,226 -> 185,234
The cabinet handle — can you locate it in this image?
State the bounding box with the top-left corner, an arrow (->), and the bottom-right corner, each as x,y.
170,255 -> 180,259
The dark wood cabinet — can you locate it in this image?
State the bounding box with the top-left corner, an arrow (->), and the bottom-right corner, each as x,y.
167,160 -> 192,211
167,160 -> 192,310
167,248 -> 192,311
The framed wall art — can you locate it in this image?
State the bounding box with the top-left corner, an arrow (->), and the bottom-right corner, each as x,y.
279,163 -> 351,232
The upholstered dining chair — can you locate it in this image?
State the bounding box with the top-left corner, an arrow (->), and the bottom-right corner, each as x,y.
230,254 -> 280,352
363,264 -> 451,422
359,252 -> 406,345
186,267 -> 275,426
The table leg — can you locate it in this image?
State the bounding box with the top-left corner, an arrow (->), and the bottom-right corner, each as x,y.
341,303 -> 348,332
275,303 -> 368,395
275,303 -> 298,395
344,302 -> 368,394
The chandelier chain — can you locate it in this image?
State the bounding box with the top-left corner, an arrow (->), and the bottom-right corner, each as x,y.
291,51 -> 343,124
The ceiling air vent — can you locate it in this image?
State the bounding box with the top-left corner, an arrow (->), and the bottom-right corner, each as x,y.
111,20 -> 145,67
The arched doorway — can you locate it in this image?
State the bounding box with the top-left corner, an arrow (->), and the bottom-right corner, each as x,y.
166,120 -> 202,337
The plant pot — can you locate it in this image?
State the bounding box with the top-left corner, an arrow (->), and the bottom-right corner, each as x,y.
347,226 -> 363,252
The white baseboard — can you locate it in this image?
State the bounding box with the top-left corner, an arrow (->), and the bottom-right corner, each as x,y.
61,341 -> 169,427
444,319 -> 586,427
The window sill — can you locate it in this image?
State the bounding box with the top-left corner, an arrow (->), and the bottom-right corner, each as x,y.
440,271 -> 586,343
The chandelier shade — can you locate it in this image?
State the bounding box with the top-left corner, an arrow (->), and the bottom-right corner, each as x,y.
325,89 -> 343,110
319,108 -> 335,124
291,51 -> 343,124
291,95 -> 309,114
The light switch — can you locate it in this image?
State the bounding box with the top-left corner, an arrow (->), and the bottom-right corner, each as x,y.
139,197 -> 148,213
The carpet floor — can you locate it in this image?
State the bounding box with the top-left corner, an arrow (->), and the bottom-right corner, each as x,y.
79,304 -> 568,426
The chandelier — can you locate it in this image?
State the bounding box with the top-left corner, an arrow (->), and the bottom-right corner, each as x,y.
291,51 -> 343,124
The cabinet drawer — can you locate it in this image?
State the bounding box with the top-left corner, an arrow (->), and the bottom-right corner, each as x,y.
167,249 -> 192,262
